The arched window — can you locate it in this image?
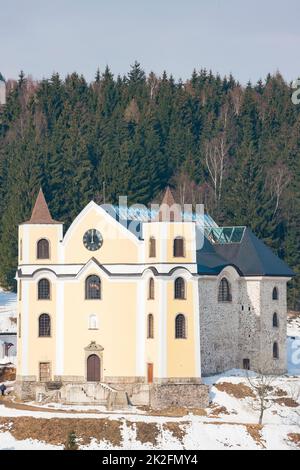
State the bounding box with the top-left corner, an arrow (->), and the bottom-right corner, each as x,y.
37,239 -> 50,259
273,312 -> 279,328
175,314 -> 186,339
147,314 -> 154,339
148,277 -> 155,300
39,314 -> 51,337
218,278 -> 232,302
273,342 -> 279,359
85,275 -> 101,299
88,314 -> 98,330
149,237 -> 156,258
173,237 -> 185,257
38,279 -> 50,300
174,277 -> 186,299
272,287 -> 279,300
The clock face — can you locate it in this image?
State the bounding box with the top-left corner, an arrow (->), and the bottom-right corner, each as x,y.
83,229 -> 103,251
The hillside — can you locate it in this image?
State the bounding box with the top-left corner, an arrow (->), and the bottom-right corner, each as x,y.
0,65 -> 299,308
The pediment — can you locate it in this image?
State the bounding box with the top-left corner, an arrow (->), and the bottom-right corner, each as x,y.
84,341 -> 104,352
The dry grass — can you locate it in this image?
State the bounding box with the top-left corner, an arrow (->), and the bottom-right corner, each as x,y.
214,382 -> 255,399
273,397 -> 299,408
138,406 -> 207,417
208,405 -> 230,417
163,422 -> 188,441
129,421 -> 159,446
0,366 -> 16,382
273,388 -> 288,397
0,417 -> 122,447
287,433 -> 300,448
245,424 -> 266,449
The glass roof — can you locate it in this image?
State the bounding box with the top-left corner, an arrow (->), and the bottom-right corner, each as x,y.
110,206 -> 245,244
204,226 -> 246,244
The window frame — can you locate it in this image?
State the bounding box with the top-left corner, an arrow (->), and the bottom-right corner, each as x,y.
38,313 -> 51,338
174,277 -> 186,300
272,287 -> 279,301
273,342 -> 279,359
175,313 -> 187,339
148,277 -> 155,300
37,238 -> 50,260
218,277 -> 232,302
38,278 -> 51,300
149,237 -> 156,258
85,275 -> 101,300
147,313 -> 154,339
173,237 -> 185,258
273,312 -> 279,328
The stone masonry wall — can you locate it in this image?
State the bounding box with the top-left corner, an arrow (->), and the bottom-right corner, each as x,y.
199,275 -> 239,376
150,383 -> 209,409
199,274 -> 288,376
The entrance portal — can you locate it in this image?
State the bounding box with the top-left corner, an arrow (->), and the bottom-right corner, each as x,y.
87,354 -> 101,381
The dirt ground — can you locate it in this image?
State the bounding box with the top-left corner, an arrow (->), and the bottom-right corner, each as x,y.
0,417 -> 123,447
214,382 -> 255,399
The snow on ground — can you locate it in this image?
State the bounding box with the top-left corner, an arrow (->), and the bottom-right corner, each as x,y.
287,315 -> 300,376
0,289 -> 299,450
0,289 -> 17,333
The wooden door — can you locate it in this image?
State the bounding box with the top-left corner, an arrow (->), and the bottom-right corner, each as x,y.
87,354 -> 101,382
39,362 -> 51,382
147,363 -> 153,383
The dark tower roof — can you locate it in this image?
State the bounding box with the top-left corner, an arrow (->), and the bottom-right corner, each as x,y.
155,186 -> 182,222
24,188 -> 61,224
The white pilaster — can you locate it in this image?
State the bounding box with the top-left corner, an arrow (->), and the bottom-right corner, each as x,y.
160,223 -> 168,262
158,278 -> 167,378
21,281 -> 29,375
23,225 -> 30,264
136,279 -> 146,377
55,280 -> 64,376
193,278 -> 201,378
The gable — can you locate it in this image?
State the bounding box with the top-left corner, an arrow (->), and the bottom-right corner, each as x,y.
62,202 -> 142,264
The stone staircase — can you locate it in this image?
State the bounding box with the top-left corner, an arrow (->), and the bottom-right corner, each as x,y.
54,382 -> 129,409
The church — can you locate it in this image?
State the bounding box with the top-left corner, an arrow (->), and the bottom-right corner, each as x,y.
15,188 -> 294,408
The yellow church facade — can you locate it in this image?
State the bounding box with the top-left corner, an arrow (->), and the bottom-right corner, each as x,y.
16,188 -> 209,407
16,186 -> 293,407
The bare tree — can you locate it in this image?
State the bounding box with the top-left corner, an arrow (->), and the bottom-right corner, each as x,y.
266,162 -> 291,217
171,171 -> 202,210
148,72 -> 159,101
204,133 -> 230,205
229,86 -> 243,116
246,369 -> 277,425
124,98 -> 140,124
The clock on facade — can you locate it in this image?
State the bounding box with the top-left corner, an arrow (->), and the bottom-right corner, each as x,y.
83,229 -> 103,251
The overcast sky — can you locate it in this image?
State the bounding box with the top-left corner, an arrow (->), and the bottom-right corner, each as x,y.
0,0 -> 299,84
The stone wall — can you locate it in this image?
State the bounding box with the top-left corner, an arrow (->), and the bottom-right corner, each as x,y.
199,270 -> 240,376
259,279 -> 287,374
150,383 -> 209,409
199,272 -> 288,376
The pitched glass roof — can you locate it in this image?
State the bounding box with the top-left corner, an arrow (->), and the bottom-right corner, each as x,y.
110,205 -> 245,244
204,226 -> 246,244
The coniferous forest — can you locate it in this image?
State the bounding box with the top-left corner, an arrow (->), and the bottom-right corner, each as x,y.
0,63 -> 299,309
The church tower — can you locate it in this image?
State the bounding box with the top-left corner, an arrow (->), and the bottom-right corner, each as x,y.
143,187 -> 200,387
18,188 -> 63,266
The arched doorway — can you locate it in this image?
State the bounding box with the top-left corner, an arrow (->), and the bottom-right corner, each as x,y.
87,354 -> 101,382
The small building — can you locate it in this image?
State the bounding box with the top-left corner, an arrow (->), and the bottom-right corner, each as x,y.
15,188 -> 294,406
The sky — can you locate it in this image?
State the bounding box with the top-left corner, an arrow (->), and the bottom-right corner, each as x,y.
0,0 -> 299,84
